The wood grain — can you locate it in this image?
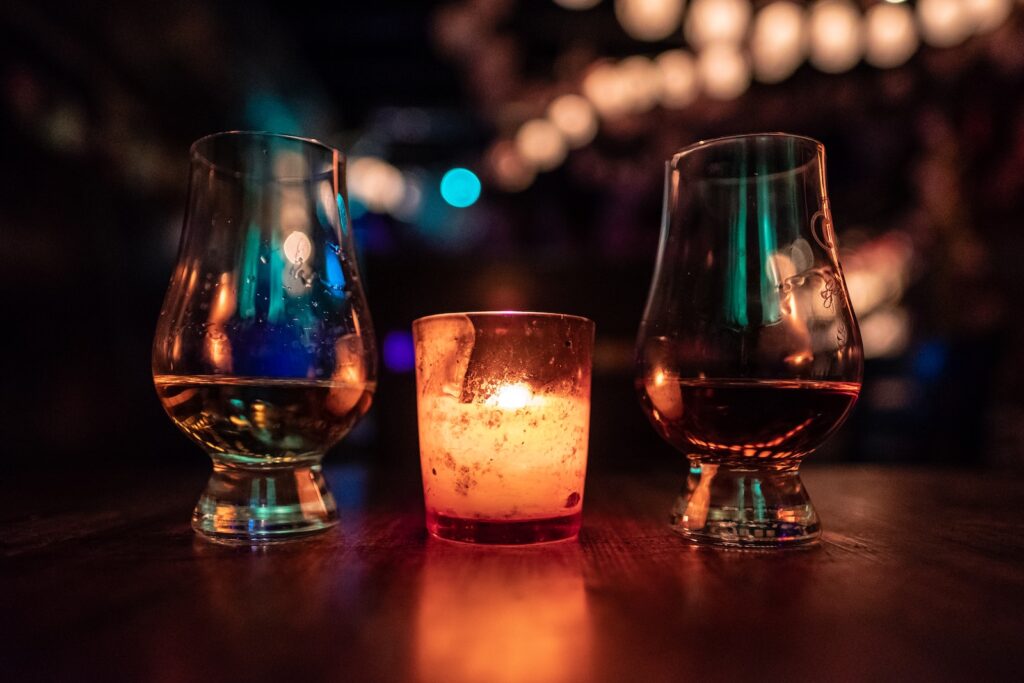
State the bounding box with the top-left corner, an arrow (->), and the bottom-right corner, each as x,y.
2,465 -> 1023,682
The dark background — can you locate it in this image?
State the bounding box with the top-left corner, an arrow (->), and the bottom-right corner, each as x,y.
3,0 -> 1024,483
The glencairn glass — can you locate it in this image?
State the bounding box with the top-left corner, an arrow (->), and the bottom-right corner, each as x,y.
153,132 -> 376,543
636,133 -> 863,548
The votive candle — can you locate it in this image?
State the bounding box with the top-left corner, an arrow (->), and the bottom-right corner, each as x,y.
413,312 -> 594,544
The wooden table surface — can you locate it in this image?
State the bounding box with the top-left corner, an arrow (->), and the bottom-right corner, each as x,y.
3,464 -> 1023,682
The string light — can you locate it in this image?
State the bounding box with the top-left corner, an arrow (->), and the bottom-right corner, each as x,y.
808,0 -> 864,74
964,0 -> 1014,34
614,0 -> 686,41
582,61 -> 632,119
655,49 -> 700,108
472,0 -> 1020,186
750,1 -> 808,83
547,94 -> 599,148
618,56 -> 663,113
917,0 -> 973,47
487,140 -> 536,192
697,43 -> 751,100
685,0 -> 752,50
865,3 -> 919,68
515,119 -> 568,172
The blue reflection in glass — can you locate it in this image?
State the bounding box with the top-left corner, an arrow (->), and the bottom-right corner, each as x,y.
324,252 -> 347,297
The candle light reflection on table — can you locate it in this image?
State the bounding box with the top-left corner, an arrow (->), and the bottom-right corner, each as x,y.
414,544 -> 592,683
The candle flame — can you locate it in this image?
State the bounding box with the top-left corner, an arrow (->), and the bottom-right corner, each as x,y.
486,383 -> 534,410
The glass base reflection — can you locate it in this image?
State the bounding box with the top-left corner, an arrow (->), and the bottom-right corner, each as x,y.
192,461 -> 338,544
426,510 -> 582,545
670,462 -> 820,549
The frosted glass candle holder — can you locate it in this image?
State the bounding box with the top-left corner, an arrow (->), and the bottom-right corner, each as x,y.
413,312 -> 595,544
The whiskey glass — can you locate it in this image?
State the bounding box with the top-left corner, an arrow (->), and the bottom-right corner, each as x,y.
153,131 -> 376,543
636,133 -> 863,548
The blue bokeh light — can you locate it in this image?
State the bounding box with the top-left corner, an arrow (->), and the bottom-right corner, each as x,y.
440,168 -> 481,208
913,340 -> 948,381
382,330 -> 416,373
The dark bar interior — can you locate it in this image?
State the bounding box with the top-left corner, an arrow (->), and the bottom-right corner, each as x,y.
2,1 -> 1023,680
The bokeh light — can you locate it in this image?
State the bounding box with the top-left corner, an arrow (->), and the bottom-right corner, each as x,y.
582,61 -> 632,119
547,94 -> 599,148
614,0 -> 686,41
383,330 -> 416,373
808,0 -> 864,74
864,3 -> 919,68
964,0 -> 1013,34
440,168 -> 482,208
280,184 -> 311,233
655,49 -> 699,108
282,231 -> 313,265
348,157 -> 406,214
618,56 -> 662,113
860,307 -> 911,359
843,232 -> 913,316
750,2 -> 808,83
697,44 -> 751,100
392,172 -> 425,222
272,148 -> 308,180
487,140 -> 536,192
685,0 -> 753,50
917,0 -> 973,47
515,118 -> 568,171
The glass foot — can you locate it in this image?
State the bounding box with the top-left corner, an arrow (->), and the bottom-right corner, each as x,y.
193,461 -> 337,544
426,510 -> 582,545
670,462 -> 820,548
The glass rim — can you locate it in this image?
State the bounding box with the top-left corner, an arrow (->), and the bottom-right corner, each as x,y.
189,130 -> 342,179
670,132 -> 824,167
413,311 -> 594,326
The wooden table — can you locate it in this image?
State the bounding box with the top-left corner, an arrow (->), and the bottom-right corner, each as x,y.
3,465 -> 1023,682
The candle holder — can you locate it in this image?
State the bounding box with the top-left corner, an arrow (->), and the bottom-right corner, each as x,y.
413,312 -> 594,544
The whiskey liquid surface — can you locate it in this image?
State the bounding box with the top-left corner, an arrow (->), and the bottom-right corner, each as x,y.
154,375 -> 374,465
640,378 -> 859,465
